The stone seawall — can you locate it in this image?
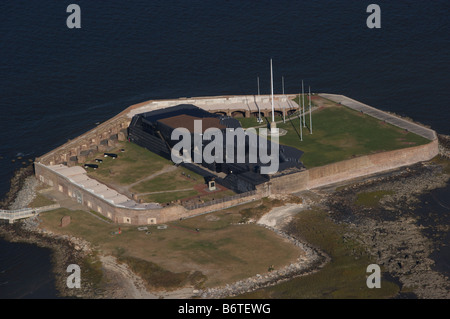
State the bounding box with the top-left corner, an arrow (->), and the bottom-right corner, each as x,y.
308,139 -> 439,189
269,139 -> 439,193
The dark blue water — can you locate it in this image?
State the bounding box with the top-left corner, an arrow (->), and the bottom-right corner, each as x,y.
0,1 -> 448,298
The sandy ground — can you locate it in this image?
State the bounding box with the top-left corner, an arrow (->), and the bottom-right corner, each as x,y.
257,203 -> 304,229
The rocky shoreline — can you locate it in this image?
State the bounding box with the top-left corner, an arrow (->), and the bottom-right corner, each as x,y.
326,160 -> 450,298
0,165 -> 34,210
0,167 -> 101,299
0,219 -> 98,298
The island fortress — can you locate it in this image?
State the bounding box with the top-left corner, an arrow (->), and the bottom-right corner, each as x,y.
34,94 -> 438,225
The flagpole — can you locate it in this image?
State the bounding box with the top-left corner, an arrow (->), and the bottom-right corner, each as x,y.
257,76 -> 260,96
309,86 -> 312,134
282,76 -> 285,123
270,59 -> 276,132
299,91 -> 303,141
302,80 -> 305,126
257,76 -> 262,123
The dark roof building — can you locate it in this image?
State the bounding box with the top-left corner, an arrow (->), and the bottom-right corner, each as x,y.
128,104 -> 304,193
158,114 -> 226,133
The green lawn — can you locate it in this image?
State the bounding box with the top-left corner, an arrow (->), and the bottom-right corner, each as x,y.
141,190 -> 199,204
241,103 -> 429,168
131,166 -> 204,193
86,141 -> 171,185
84,140 -> 237,204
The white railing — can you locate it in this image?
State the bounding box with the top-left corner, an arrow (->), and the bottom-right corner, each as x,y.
0,204 -> 60,221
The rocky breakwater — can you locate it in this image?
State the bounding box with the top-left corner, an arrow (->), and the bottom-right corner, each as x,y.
0,165 -> 34,210
438,134 -> 450,159
327,160 -> 450,299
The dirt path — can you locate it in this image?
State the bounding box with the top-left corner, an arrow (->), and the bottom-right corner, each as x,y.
257,203 -> 305,229
137,188 -> 194,196
90,165 -> 178,199
126,165 -> 178,190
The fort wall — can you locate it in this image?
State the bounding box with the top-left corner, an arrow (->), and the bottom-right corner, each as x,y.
34,161 -> 267,225
34,94 -> 440,225
269,139 -> 439,193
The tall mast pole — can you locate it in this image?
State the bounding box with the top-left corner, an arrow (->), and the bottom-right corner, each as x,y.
282,76 -> 285,123
257,76 -> 261,123
270,59 -> 276,131
309,85 -> 312,134
302,80 -> 305,126
299,91 -> 303,141
257,76 -> 260,96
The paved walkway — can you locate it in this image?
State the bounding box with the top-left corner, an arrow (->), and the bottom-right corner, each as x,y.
319,94 -> 437,141
0,204 -> 60,223
137,188 -> 194,196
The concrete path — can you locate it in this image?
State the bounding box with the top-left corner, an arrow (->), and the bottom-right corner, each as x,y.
137,188 -> 195,196
126,165 -> 178,190
319,94 -> 437,141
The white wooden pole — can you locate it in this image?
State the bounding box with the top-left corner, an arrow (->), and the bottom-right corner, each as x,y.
257,76 -> 261,122
271,59 -> 275,124
309,86 -> 312,134
300,92 -> 303,141
257,76 -> 260,96
302,80 -> 305,126
282,76 -> 285,123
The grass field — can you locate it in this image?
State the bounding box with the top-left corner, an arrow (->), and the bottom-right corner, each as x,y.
239,97 -> 430,168
84,141 -> 235,204
39,199 -> 301,289
28,193 -> 56,208
130,166 -> 203,194
86,141 -> 170,186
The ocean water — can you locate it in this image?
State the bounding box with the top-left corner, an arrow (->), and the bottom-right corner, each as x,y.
0,1 -> 448,298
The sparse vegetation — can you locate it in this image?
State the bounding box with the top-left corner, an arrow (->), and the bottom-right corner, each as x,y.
355,190 -> 395,208
27,193 -> 55,208
116,255 -> 207,290
238,196 -> 302,223
81,251 -> 105,289
38,199 -> 300,289
239,209 -> 400,299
